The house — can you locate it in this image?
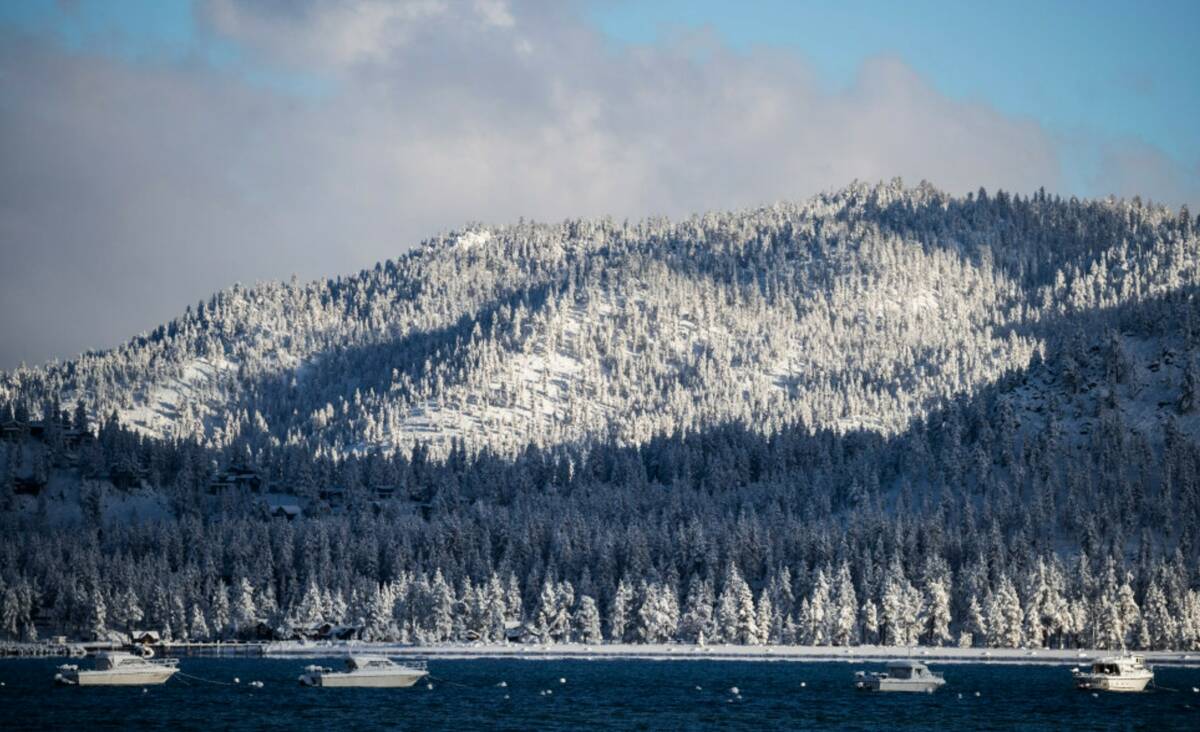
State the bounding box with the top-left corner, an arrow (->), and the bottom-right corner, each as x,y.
13,476 -> 46,496
108,463 -> 149,490
271,504 -> 303,521
0,420 -> 27,441
318,486 -> 346,507
129,629 -> 162,645
504,620 -> 542,645
62,428 -> 89,448
313,623 -> 361,641
208,478 -> 234,495
210,467 -> 264,494
226,466 -> 264,492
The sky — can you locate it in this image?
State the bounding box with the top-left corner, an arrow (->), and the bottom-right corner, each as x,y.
0,0 -> 1197,370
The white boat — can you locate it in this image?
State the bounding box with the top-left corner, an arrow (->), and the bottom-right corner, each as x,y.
298,656 -> 428,688
855,660 -> 946,692
54,651 -> 179,686
1072,655 -> 1154,692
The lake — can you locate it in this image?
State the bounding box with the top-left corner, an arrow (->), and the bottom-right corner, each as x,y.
3,657 -> 1199,730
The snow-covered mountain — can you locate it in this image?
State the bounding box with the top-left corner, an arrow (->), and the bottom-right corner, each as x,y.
4,181 -> 1197,462
5,181 -> 1200,651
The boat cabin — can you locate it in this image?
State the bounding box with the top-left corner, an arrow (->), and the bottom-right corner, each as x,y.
1090,656 -> 1145,675
346,656 -> 396,671
884,661 -> 938,680
95,652 -> 155,670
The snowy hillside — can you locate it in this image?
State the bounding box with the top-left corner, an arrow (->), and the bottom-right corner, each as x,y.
4,182 -> 1200,652
3,182 -> 1196,462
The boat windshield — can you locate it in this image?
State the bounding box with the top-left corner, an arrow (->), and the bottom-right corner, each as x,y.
347,657 -> 394,671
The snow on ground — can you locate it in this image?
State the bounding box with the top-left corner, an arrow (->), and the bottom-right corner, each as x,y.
10,472 -> 170,525
116,356 -> 237,440
262,642 -> 1200,667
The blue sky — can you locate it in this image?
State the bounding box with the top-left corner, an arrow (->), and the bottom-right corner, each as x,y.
1,0 -> 1198,368
591,0 -> 1200,190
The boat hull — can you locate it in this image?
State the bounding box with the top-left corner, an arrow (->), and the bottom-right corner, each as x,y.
1073,672 -> 1152,692
303,671 -> 426,688
860,678 -> 945,693
62,668 -> 178,686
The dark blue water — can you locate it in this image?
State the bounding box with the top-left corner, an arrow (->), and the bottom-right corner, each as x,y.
3,657 -> 1199,730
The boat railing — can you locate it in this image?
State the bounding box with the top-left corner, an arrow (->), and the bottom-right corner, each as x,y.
396,659 -> 428,672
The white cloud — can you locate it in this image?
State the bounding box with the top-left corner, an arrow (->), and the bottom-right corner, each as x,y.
0,0 -> 1193,368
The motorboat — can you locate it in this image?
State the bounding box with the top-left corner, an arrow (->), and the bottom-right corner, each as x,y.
298,656 -> 428,688
855,660 -> 946,692
54,651 -> 179,686
1072,655 -> 1153,692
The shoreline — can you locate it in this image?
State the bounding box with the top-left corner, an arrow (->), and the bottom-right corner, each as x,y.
260,642 -> 1200,667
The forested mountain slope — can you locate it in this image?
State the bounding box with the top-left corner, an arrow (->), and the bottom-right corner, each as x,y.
4,181 -> 1196,461
3,181 -> 1200,651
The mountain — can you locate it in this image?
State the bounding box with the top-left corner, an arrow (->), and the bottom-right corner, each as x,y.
3,181 -> 1200,651
4,181 -> 1197,461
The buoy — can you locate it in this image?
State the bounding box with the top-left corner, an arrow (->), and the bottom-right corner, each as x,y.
957,693 -> 963,699
1091,692 -> 1099,698
559,677 -> 566,684
799,682 -> 806,688
142,688 -> 148,694
504,694 -> 509,700
730,686 -> 739,695
547,689 -> 553,695
426,683 -> 434,690
497,681 -> 508,687
1192,687 -> 1198,693
250,681 -> 264,688
695,685 -> 702,691
974,692 -> 981,697
234,677 -> 240,684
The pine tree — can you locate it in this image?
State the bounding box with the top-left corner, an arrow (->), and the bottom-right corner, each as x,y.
189,603 -> 210,641
678,577 -> 715,643
231,578 -> 258,638
636,583 -> 679,643
210,582 -> 231,640
609,579 -> 634,643
860,599 -> 879,645
831,563 -> 858,646
573,595 -> 603,643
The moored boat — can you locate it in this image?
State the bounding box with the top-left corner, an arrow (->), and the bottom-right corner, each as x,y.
54,651 -> 179,686
299,656 -> 428,688
1072,655 -> 1153,692
855,660 -> 946,692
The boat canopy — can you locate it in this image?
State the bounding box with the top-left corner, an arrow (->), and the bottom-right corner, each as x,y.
95,652 -> 152,670
345,656 -> 395,671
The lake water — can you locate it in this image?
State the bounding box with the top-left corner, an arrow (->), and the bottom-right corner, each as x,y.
3,657 -> 1200,730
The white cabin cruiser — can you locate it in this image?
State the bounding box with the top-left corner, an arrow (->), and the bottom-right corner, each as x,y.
299,656 -> 428,688
855,660 -> 946,692
54,651 -> 179,686
1072,655 -> 1153,692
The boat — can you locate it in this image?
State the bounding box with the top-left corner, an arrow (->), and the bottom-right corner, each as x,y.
1072,655 -> 1154,692
298,656 -> 428,688
54,650 -> 179,686
855,660 -> 946,692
